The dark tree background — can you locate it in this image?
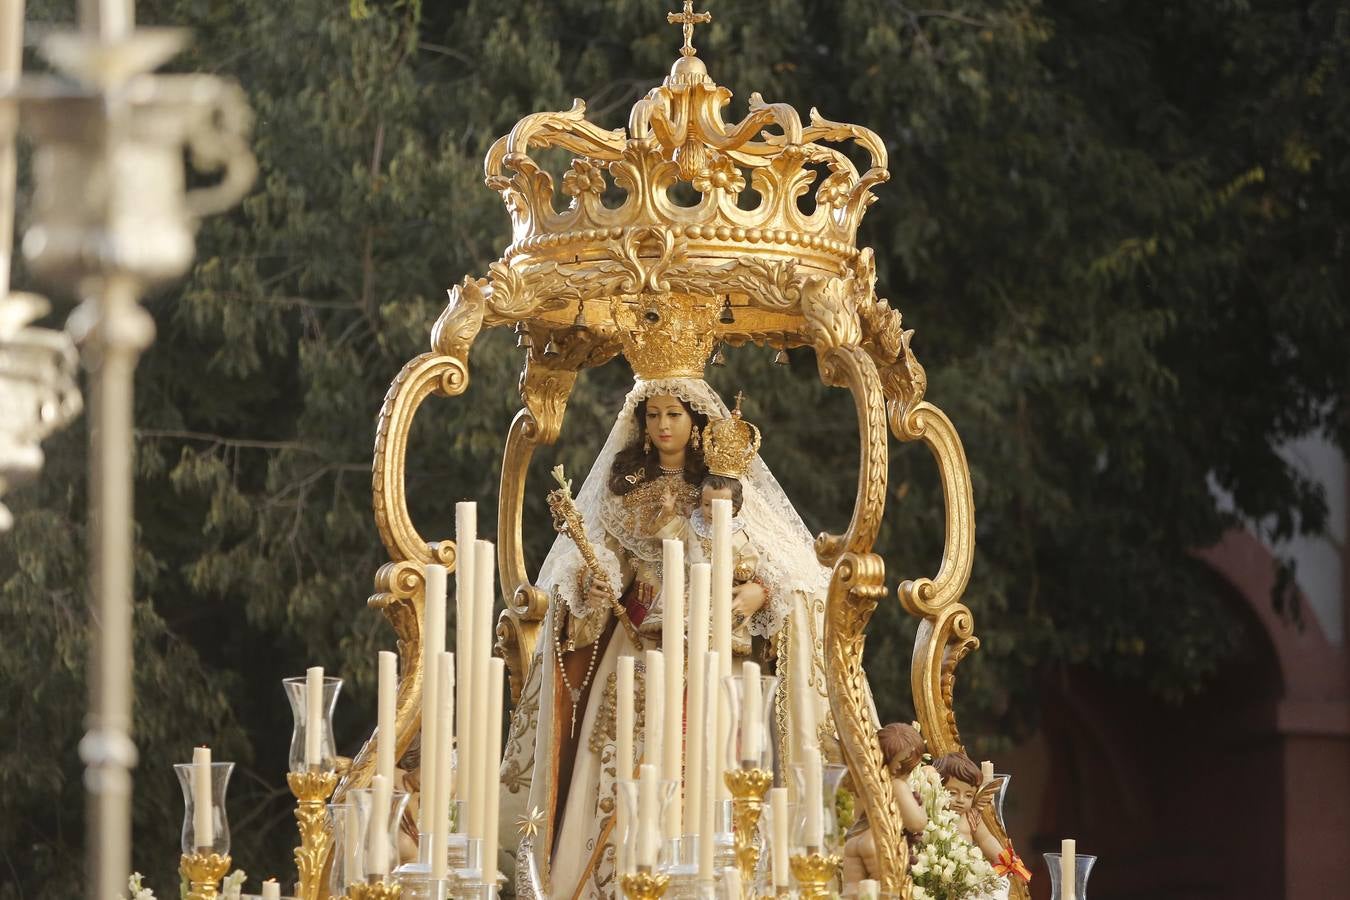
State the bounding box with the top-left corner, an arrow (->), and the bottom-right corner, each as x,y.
2,0 -> 1346,896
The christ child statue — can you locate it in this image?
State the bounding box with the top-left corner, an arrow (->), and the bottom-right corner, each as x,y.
842,722 -> 931,894
648,393 -> 768,656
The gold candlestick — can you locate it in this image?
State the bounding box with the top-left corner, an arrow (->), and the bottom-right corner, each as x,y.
789,852 -> 841,900
180,852 -> 232,900
343,881 -> 404,900
620,870 -> 672,900
288,769 -> 339,900
724,767 -> 773,897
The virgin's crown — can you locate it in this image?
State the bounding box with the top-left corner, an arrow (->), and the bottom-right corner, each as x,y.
702,393 -> 762,479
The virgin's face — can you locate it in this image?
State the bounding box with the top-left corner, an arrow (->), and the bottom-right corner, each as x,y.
644,395 -> 693,453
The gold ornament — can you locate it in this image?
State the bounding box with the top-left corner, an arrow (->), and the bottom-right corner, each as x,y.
180,852 -> 232,900
343,881 -> 403,900
724,767 -> 774,897
287,769 -> 338,900
702,391 -> 762,479
620,870 -> 672,900
612,290 -> 720,380
789,852 -> 842,900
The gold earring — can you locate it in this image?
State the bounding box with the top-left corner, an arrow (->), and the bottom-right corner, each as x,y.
643,434 -> 652,453
689,428 -> 700,450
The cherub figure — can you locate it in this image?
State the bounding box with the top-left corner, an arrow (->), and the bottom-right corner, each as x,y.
842,722 -> 931,894
933,752 -> 1029,885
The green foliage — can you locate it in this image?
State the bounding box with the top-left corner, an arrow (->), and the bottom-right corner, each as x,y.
3,1 -> 1347,896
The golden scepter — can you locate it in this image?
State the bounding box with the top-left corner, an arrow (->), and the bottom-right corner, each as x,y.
547,465 -> 643,651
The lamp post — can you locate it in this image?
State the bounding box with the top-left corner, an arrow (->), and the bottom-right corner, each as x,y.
0,2 -> 255,898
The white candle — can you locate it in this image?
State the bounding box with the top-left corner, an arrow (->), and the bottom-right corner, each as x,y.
616,655 -> 636,874
342,801 -> 362,887
369,773 -> 392,877
192,745 -> 213,849
422,564 -> 447,836
724,867 -> 742,900
741,660 -> 762,765
1061,838 -> 1076,900
660,538 -> 684,840
637,763 -> 659,869
377,651 -> 398,787
261,880 -> 280,900
683,564 -> 710,835
453,503 -> 476,810
430,651 -> 454,880
304,666 -> 324,768
482,658 -> 505,889
470,540 -> 495,841
697,650 -> 719,880
710,498 -> 733,801
790,602 -> 818,766
770,786 -> 789,888
803,746 -> 823,849
981,760 -> 994,785
644,650 -> 665,774
858,879 -> 880,900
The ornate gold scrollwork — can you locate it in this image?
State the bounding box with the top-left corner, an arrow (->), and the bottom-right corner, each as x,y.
822,552 -> 910,899
813,344 -> 888,567
496,350 -> 582,703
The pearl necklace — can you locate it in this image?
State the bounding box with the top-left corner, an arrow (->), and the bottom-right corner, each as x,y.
659,464 -> 684,476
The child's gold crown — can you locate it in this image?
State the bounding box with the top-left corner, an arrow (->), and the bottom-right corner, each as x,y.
702,392 -> 761,479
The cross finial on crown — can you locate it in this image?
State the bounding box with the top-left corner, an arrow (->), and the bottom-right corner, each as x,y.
668,1 -> 712,58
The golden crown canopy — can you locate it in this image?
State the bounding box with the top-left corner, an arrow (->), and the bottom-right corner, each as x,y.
430,2 -> 900,380
702,392 -> 762,478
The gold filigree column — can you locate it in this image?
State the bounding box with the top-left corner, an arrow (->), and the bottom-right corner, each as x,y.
180,852 -> 232,900
289,770 -> 338,900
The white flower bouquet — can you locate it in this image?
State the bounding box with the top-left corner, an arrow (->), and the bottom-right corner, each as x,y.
907,767 -> 1003,900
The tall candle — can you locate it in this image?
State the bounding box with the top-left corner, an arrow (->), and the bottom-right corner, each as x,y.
430,651 -> 454,880
343,801 -> 362,887
470,539 -> 495,840
1061,838 -> 1076,900
683,563 -> 710,835
369,773 -> 392,877
803,746 -> 823,849
697,650 -> 719,880
710,498 -> 733,801
637,763 -> 659,869
644,650 -> 665,775
770,786 -> 789,887
981,760 -> 994,785
304,666 -> 324,767
482,658 -> 505,890
790,602 -> 818,766
377,651 -> 397,787
858,879 -> 880,900
741,660 -> 762,765
422,564 -> 447,834
261,880 -> 280,900
192,745 -> 213,849
660,538 -> 684,840
616,655 -> 636,875
453,502 -> 476,809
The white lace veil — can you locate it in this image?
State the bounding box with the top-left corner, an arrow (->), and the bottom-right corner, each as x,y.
534,377 -> 830,637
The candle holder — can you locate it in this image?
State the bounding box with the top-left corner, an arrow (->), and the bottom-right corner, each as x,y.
993,773 -> 1013,831
180,851 -> 233,900
1045,852 -> 1096,900
788,852 -> 841,900
283,675 -> 343,773
330,801 -> 365,898
620,870 -> 672,900
617,778 -> 681,877
723,767 -> 772,898
342,881 -> 404,900
174,761 -> 235,855
788,762 -> 848,856
721,673 -> 780,771
347,787 -> 412,883
287,768 -> 338,900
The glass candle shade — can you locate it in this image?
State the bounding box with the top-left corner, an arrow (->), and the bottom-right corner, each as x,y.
993,773 -> 1012,831
1045,852 -> 1097,900
788,762 -> 848,854
283,675 -> 342,773
329,801 -> 365,895
720,673 -> 780,771
174,761 -> 235,855
347,787 -> 411,879
617,778 -> 680,874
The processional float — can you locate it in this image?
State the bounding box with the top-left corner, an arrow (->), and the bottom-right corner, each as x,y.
343,6 -> 1025,900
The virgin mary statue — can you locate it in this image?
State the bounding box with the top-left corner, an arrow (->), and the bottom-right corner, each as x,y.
499,370 -> 835,899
